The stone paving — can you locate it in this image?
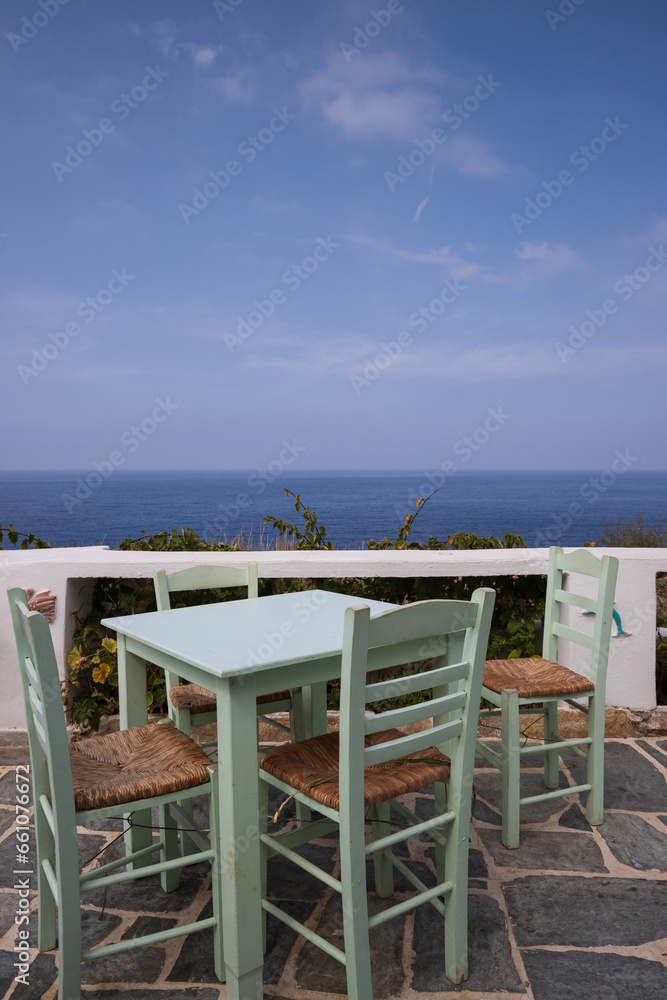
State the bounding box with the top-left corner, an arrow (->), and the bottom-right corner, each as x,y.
1,738 -> 666,1000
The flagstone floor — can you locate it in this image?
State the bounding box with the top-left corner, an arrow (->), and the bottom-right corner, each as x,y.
1,737 -> 666,1000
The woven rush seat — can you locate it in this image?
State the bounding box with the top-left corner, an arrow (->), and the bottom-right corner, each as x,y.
69,722 -> 212,811
483,657 -> 594,698
261,727 -> 450,810
169,683 -> 291,714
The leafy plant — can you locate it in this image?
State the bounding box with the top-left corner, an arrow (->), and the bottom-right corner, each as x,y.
264,489 -> 334,549
598,512 -> 667,547
0,524 -> 51,549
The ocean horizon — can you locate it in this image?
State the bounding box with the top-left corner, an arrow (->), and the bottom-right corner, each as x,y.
1,468 -> 665,551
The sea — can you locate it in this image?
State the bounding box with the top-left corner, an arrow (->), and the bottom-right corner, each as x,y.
0,469 -> 665,551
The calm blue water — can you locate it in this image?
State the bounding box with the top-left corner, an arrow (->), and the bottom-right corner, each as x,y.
0,470 -> 665,550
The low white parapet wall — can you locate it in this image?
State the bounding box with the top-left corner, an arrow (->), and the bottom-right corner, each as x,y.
1,546 -> 665,737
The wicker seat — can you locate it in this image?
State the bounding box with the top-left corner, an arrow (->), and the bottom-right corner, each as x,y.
260,590 -> 495,993
8,589 -> 223,1000
69,721 -> 212,811
262,728 -> 450,810
477,547 -> 619,849
482,657 -> 594,699
169,681 -> 291,713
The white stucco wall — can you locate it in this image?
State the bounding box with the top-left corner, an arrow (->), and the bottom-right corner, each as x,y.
1,545 -> 665,736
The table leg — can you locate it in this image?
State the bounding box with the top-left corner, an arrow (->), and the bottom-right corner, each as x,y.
116,636 -> 152,866
215,676 -> 264,999
302,680 -> 328,738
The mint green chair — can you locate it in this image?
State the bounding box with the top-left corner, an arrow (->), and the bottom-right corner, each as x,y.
476,546 -> 619,848
259,589 -> 495,995
8,588 -> 224,1000
153,563 -> 297,740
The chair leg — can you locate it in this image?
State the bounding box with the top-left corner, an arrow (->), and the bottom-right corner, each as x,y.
288,690 -> 312,826
35,806 -> 57,951
258,777 -> 269,952
501,688 -> 521,849
339,813 -> 373,1000
371,802 -> 393,898
543,700 -> 560,789
443,811 -> 469,985
434,779 -> 448,884
160,803 -> 180,892
585,692 -> 605,825
58,841 -> 82,1000
208,768 -> 225,983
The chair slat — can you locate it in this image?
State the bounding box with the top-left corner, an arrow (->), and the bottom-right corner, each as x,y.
364,690 -> 466,734
363,718 -> 462,766
554,589 -> 598,613
367,599 -> 478,647
365,660 -> 468,703
552,622 -> 594,648
28,684 -> 45,722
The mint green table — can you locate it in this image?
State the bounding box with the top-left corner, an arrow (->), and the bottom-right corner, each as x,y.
103,589 -> 397,999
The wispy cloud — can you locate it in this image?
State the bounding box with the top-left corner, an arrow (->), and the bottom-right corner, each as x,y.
347,234 -> 481,280
301,51 -> 443,140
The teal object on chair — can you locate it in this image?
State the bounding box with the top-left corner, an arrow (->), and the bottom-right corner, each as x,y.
8,588 -> 224,1000
259,589 -> 495,995
153,563 -> 298,741
476,546 -> 619,848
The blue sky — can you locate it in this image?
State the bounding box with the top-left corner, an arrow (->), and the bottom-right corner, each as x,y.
1,0 -> 665,472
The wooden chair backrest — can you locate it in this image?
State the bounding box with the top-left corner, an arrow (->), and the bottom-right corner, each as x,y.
542,547 -> 619,684
153,562 -> 259,610
339,590 -> 495,811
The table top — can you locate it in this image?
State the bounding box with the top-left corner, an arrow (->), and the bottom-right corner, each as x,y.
102,589 -> 397,680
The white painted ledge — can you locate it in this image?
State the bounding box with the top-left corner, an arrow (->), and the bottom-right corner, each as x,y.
1,545 -> 665,734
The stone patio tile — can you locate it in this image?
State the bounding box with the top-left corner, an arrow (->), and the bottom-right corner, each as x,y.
558,802 -> 591,831
0,808 -> 14,836
479,829 -> 608,872
505,876 -> 667,946
411,892 -> 526,993
166,899 -> 218,983
0,891 -> 20,937
80,943 -> 167,983
263,899 -> 314,985
266,842 -> 336,900
473,771 -> 570,825
295,892 -> 406,998
598,812 -> 667,870
121,914 -> 179,940
80,908 -> 123,950
0,949 -> 57,999
0,770 -> 24,805
472,797 -> 502,825
522,950 -> 667,1000
84,863 -> 210,912
637,739 -> 667,766
561,743 -> 667,811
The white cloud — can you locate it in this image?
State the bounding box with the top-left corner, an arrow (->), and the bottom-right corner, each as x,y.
301,51 -> 443,140
347,235 -> 481,280
441,133 -> 513,178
